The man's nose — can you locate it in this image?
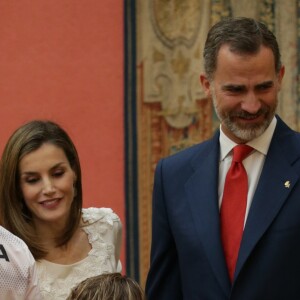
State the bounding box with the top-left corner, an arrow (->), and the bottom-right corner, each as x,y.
240,92 -> 261,114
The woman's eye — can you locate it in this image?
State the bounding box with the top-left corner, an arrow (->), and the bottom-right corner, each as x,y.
25,177 -> 39,184
53,170 -> 64,177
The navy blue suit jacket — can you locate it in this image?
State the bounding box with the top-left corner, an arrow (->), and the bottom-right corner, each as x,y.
146,116 -> 300,299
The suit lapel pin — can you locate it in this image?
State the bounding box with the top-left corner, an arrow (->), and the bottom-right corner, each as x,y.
284,181 -> 291,188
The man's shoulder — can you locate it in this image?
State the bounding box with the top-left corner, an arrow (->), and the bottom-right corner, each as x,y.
274,116 -> 300,144
163,135 -> 218,163
155,135 -> 219,177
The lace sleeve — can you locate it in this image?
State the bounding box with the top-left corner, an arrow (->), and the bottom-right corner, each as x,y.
82,207 -> 123,272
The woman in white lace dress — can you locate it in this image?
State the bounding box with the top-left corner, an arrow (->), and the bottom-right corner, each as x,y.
0,120 -> 122,300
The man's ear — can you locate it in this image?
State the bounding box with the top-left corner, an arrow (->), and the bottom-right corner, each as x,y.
277,65 -> 285,91
200,73 -> 212,98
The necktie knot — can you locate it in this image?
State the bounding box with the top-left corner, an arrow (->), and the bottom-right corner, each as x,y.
233,145 -> 253,163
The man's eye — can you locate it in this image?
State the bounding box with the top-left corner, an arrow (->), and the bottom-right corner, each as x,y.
228,87 -> 243,93
224,86 -> 244,94
257,85 -> 272,91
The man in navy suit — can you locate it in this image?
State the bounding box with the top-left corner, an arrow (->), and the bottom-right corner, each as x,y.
146,17 -> 300,299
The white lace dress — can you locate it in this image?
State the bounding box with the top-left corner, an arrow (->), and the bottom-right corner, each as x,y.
36,207 -> 122,300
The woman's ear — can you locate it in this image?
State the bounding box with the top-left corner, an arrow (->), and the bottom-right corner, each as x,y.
72,170 -> 77,184
73,172 -> 77,197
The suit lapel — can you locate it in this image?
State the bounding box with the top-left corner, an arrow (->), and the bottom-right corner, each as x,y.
185,132 -> 231,296
234,118 -> 300,281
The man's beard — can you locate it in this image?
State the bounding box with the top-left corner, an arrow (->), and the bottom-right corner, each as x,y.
212,94 -> 277,142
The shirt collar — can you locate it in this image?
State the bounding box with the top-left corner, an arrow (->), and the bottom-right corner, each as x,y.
219,116 -> 277,161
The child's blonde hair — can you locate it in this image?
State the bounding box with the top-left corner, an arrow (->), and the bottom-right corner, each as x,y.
67,273 -> 145,300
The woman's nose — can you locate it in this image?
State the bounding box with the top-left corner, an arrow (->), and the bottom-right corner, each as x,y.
42,178 -> 55,194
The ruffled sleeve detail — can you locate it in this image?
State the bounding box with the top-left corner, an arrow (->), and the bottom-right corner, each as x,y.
82,207 -> 120,226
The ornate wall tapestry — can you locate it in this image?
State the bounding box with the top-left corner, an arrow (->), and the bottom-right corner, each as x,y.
125,0 -> 300,286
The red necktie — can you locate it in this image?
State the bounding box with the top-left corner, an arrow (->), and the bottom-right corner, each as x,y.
220,144 -> 253,282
